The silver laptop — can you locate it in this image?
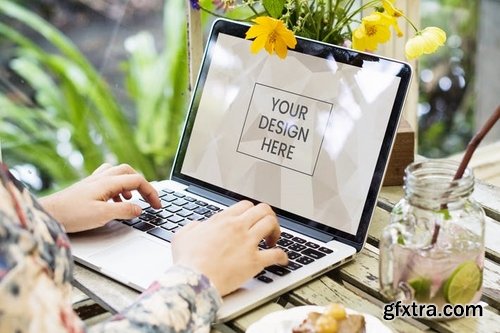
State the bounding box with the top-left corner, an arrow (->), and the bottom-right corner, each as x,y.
70,19 -> 412,322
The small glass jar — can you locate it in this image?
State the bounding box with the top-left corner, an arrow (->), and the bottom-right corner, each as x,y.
380,160 -> 485,308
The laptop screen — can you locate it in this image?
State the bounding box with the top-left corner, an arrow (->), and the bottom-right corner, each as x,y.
173,19 -> 411,245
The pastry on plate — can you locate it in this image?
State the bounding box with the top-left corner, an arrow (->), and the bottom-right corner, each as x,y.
292,304 -> 366,333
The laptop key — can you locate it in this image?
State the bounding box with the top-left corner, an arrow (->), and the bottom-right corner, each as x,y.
291,236 -> 306,244
277,246 -> 289,253
318,247 -> 334,254
173,192 -> 185,198
296,256 -> 315,265
161,189 -> 174,195
188,213 -> 204,221
166,205 -> 182,213
179,219 -> 192,226
287,251 -> 301,260
173,198 -> 188,206
160,200 -> 172,208
184,203 -> 199,210
177,209 -> 193,218
289,243 -> 306,252
281,232 -> 293,239
206,205 -> 220,211
139,213 -> 156,222
286,262 -> 303,271
266,265 -> 291,276
277,239 -> 293,247
149,217 -> 166,226
195,200 -> 208,206
301,248 -> 326,259
161,222 -> 179,231
148,228 -> 174,242
204,211 -> 216,218
158,211 -> 173,219
257,275 -> 273,283
194,207 -> 210,215
167,215 -> 184,223
123,217 -> 141,226
184,196 -> 197,202
305,242 -> 320,249
146,207 -> 162,214
133,221 -> 155,232
163,194 -> 178,202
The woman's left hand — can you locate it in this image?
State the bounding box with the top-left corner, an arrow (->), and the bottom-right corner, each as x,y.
40,163 -> 161,233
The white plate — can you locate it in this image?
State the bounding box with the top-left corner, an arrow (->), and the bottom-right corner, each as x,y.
246,305 -> 393,333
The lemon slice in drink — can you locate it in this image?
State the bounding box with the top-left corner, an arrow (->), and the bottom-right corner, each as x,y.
444,260 -> 482,305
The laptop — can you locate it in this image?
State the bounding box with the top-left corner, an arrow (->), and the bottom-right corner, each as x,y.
70,19 -> 412,321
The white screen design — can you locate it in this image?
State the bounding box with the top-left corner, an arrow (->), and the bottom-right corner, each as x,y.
181,33 -> 402,235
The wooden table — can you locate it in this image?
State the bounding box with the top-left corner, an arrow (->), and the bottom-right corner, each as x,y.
72,181 -> 500,333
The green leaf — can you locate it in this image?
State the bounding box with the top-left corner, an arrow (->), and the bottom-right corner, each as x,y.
263,0 -> 285,18
397,233 -> 405,245
438,208 -> 452,220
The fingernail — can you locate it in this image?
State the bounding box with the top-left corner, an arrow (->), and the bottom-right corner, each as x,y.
134,205 -> 142,216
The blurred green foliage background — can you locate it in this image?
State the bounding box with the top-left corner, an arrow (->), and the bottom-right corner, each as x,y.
0,0 -> 481,193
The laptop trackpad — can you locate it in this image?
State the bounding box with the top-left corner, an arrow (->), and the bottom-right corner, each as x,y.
89,235 -> 173,289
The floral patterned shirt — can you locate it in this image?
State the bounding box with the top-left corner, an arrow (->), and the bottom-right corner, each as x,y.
0,165 -> 222,333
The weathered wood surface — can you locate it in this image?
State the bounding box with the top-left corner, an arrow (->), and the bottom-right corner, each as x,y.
72,182 -> 500,332
384,119 -> 415,186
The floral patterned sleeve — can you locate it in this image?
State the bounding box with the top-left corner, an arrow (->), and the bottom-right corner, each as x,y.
0,164 -> 222,333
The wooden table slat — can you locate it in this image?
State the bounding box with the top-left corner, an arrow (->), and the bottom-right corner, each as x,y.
230,303 -> 285,332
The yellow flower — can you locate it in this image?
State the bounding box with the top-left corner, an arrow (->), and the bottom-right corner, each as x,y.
352,12 -> 392,52
382,0 -> 404,37
245,16 -> 297,59
405,27 -> 447,59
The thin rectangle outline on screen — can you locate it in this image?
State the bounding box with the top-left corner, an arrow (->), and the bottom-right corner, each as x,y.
235,82 -> 334,177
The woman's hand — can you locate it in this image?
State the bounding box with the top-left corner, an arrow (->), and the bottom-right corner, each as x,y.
40,163 -> 161,233
172,201 -> 288,296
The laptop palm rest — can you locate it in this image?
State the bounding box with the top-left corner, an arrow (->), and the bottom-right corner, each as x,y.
72,222 -> 172,290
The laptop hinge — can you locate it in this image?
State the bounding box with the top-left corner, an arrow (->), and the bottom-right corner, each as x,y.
187,186 -> 334,243
186,185 -> 239,207
278,216 -> 334,243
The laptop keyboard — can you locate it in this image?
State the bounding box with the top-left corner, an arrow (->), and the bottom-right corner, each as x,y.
120,189 -> 334,283
120,189 -> 219,242
255,231 -> 333,283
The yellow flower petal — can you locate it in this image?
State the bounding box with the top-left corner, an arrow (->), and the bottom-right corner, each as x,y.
250,34 -> 267,54
246,24 -> 267,39
405,35 -> 425,59
405,27 -> 447,59
244,16 -> 297,59
274,38 -> 288,59
421,27 -> 447,48
352,27 -> 366,51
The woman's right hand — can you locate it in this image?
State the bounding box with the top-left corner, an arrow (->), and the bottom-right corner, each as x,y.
171,201 -> 288,296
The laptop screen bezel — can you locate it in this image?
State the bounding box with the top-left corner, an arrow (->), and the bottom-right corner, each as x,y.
171,19 -> 412,249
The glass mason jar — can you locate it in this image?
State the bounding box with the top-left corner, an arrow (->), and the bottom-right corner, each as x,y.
380,160 -> 485,309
